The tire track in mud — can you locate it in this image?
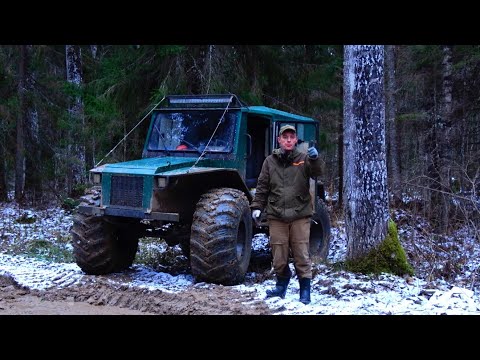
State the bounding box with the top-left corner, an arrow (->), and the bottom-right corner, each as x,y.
0,270 -> 272,315
0,254 -> 83,290
29,281 -> 272,315
0,254 -> 273,315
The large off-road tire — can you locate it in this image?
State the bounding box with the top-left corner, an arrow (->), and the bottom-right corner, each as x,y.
190,188 -> 253,285
71,213 -> 139,274
309,198 -> 331,262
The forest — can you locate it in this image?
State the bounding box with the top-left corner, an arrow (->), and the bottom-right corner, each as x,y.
0,45 -> 479,240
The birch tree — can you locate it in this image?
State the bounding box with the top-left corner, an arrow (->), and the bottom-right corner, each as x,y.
65,45 -> 86,195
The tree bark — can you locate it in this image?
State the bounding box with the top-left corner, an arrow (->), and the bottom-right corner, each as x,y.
90,45 -> 97,59
65,45 -> 86,195
0,138 -> 7,201
385,45 -> 401,205
343,45 -> 389,259
438,45 -> 453,233
184,45 -> 209,94
22,46 -> 44,203
25,107 -> 42,203
428,46 -> 453,233
15,45 -> 27,202
337,85 -> 344,208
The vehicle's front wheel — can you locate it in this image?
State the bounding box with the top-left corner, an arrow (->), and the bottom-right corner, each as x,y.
190,188 -> 252,285
71,213 -> 139,274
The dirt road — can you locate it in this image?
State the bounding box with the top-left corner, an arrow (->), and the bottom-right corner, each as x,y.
0,273 -> 272,315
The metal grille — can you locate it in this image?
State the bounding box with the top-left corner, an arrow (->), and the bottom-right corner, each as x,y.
110,176 -> 143,208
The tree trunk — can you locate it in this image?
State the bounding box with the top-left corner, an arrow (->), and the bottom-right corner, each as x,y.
205,45 -> 214,94
0,138 -> 7,201
438,45 -> 453,233
184,45 -> 208,94
428,46 -> 453,233
22,46 -> 44,204
65,45 -> 86,196
90,45 -> 97,59
337,85 -> 344,208
385,45 -> 401,205
343,45 -> 389,260
15,45 -> 27,202
25,107 -> 42,204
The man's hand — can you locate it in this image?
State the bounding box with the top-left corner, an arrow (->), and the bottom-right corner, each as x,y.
307,146 -> 318,159
252,209 -> 261,221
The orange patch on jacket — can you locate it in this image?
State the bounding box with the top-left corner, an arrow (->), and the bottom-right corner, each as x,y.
293,161 -> 305,166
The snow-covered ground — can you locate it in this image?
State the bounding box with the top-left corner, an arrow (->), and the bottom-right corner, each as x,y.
1,199 -> 480,315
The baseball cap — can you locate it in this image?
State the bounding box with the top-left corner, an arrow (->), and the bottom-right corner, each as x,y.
279,124 -> 296,135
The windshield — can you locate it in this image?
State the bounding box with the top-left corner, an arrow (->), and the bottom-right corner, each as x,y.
147,110 -> 237,153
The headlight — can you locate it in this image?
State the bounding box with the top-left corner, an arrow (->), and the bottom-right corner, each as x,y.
92,173 -> 102,184
157,177 -> 167,188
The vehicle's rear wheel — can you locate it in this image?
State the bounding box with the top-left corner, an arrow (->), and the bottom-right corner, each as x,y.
190,188 -> 252,285
309,198 -> 331,261
72,213 -> 139,274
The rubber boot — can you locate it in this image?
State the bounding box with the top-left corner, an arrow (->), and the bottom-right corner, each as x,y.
266,276 -> 290,299
299,278 -> 311,304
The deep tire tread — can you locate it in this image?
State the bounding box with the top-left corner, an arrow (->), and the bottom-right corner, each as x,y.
190,188 -> 252,285
71,213 -> 139,275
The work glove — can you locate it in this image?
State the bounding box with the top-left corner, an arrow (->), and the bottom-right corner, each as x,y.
307,146 -> 318,159
252,209 -> 261,221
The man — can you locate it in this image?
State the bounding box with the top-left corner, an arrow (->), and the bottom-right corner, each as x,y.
251,124 -> 322,304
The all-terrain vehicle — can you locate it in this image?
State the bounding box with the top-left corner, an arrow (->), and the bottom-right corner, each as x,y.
71,94 -> 331,285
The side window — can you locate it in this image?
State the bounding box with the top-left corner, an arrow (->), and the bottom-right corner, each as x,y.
296,123 -> 305,140
302,123 -> 316,144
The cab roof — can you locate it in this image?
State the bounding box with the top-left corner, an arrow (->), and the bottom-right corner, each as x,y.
160,94 -> 316,123
242,105 -> 315,122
